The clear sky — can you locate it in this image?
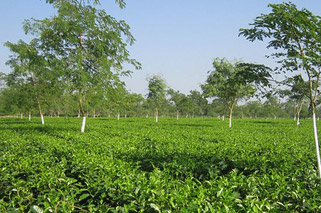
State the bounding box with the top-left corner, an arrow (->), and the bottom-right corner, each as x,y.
1,0 -> 321,95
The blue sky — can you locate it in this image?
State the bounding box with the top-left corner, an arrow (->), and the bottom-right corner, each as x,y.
1,0 -> 321,95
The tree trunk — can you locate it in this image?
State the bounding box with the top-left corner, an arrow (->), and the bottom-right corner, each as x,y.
312,108 -> 321,177
176,110 -> 179,120
155,108 -> 158,123
228,98 -> 236,128
117,113 -> 120,121
41,114 -> 45,125
81,116 -> 86,133
20,113 -> 23,119
222,115 -> 225,121
36,92 -> 44,125
229,109 -> 233,128
296,116 -> 300,126
30,72 -> 44,125
28,112 -> 31,121
296,101 -> 303,126
79,97 -> 86,132
308,71 -> 321,177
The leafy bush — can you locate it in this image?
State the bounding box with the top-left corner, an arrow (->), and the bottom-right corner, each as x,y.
0,117 -> 320,212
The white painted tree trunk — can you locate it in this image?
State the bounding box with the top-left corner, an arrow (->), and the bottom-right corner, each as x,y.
155,108 -> 158,123
312,111 -> 321,177
294,116 -> 296,121
176,111 -> 179,120
20,114 -> 23,119
222,115 -> 225,121
117,113 -> 120,121
125,114 -> 127,118
146,114 -> 149,118
229,108 -> 233,128
28,113 -> 31,121
81,117 -> 86,133
40,114 -> 44,125
297,116 -> 300,126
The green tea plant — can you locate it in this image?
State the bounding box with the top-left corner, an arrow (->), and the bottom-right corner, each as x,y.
0,117 -> 320,212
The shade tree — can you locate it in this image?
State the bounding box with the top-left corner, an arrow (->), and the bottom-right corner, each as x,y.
240,2 -> 321,177
146,75 -> 167,122
4,40 -> 59,124
278,75 -> 309,125
188,90 -> 208,117
24,0 -> 140,132
201,58 -> 266,128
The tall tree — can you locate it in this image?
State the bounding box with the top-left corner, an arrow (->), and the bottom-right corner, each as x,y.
188,90 -> 208,117
239,2 -> 321,177
263,94 -> 281,119
168,89 -> 195,119
202,58 -> 260,128
5,40 -> 58,124
146,75 -> 167,123
26,0 -> 140,132
279,75 -> 309,125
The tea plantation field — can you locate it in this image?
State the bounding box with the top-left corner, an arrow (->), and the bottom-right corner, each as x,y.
1,117 -> 321,212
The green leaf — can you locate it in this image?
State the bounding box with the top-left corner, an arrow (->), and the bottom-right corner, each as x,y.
31,205 -> 43,213
79,193 -> 90,201
150,203 -> 160,212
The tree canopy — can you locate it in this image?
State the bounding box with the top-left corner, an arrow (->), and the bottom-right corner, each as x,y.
240,2 -> 321,177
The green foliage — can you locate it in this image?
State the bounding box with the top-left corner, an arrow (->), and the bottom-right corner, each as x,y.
201,58 -> 267,127
278,75 -> 309,119
146,75 -> 167,109
279,75 -> 309,101
1,117 -> 321,211
45,0 -> 126,9
4,39 -> 61,118
23,0 -> 140,118
240,1 -> 321,176
239,2 -> 321,105
202,58 -> 257,106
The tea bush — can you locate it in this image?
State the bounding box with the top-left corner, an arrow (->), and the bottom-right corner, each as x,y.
0,117 -> 320,212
